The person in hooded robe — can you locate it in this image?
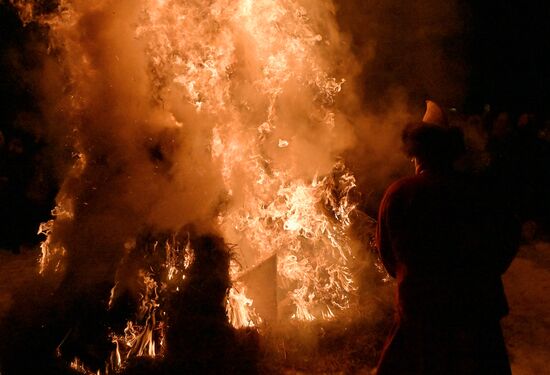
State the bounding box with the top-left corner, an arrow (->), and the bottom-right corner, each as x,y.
375,101 -> 520,375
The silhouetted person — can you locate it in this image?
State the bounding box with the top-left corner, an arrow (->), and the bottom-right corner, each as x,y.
376,101 -> 519,375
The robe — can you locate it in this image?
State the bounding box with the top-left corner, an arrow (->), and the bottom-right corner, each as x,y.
376,170 -> 519,375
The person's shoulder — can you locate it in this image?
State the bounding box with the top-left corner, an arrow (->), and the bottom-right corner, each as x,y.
383,175 -> 423,198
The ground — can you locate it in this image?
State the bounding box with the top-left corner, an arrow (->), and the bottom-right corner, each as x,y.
502,241 -> 550,375
0,241 -> 549,374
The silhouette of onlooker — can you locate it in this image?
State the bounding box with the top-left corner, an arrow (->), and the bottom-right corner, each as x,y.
376,101 -> 519,375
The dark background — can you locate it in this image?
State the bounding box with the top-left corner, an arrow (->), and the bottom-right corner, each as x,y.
466,1 -> 550,114
0,3 -> 55,251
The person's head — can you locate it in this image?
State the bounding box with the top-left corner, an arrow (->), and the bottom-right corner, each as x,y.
491,112 -> 511,139
402,122 -> 465,174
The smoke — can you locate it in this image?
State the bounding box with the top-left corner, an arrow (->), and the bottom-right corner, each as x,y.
24,1 -> 227,292
4,0 -> 363,324
336,0 -> 467,109
328,0 -> 469,214
3,0 -> 472,316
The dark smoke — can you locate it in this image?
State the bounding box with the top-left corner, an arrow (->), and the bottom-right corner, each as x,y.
333,0 -> 469,215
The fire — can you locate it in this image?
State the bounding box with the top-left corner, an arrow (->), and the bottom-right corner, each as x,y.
109,271 -> 163,372
12,0 -> 361,371
226,282 -> 260,329
107,236 -> 194,371
222,164 -> 357,321
70,357 -> 99,375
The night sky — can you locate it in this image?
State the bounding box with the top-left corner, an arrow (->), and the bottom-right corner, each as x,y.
466,1 -> 550,114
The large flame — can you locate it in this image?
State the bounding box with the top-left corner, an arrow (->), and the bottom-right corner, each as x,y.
13,0 -> 361,371
131,0 -> 358,323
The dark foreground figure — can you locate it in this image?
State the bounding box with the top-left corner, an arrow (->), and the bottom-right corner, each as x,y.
376,102 -> 520,374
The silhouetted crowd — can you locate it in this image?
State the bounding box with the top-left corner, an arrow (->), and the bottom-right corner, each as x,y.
450,108 -> 550,241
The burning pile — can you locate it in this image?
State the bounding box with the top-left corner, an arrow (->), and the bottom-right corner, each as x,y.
6,0 -> 381,373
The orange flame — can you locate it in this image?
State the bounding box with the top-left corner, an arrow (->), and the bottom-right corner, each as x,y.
16,0 -> 358,353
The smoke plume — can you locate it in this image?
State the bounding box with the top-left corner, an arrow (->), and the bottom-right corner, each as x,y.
333,0 -> 468,214
9,0 -> 363,323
